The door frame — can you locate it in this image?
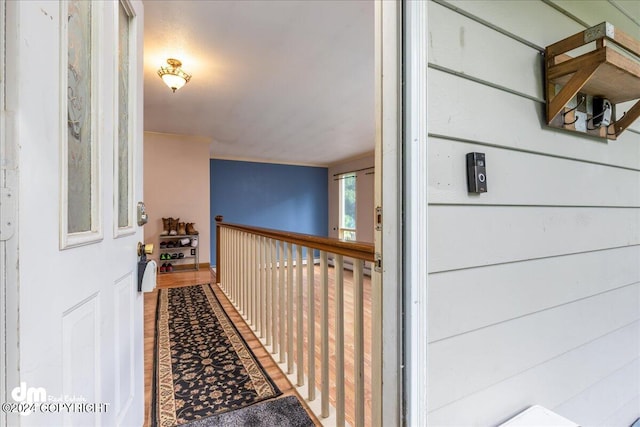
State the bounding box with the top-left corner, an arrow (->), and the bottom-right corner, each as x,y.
374,0 -> 404,424
375,1 -> 429,423
403,0 -> 429,423
1,0 -> 20,426
0,0 -> 6,421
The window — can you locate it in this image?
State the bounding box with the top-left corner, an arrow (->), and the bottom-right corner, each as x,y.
115,0 -> 135,236
339,173 -> 356,241
60,0 -> 103,249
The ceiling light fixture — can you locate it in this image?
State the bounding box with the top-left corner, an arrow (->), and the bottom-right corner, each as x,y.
157,58 -> 192,93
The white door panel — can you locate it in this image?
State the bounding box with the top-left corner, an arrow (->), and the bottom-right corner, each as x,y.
7,1 -> 145,425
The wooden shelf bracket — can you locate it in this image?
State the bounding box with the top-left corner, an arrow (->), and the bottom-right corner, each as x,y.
545,22 -> 640,139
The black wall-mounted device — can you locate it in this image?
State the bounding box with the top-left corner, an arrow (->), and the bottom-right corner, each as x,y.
592,97 -> 612,128
467,152 -> 487,193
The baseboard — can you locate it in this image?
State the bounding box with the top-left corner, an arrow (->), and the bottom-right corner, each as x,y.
173,262 -> 210,272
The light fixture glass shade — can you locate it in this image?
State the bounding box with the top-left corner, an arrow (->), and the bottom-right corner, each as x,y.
157,58 -> 192,93
161,73 -> 187,92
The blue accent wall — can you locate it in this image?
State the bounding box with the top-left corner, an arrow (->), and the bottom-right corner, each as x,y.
210,159 -> 328,265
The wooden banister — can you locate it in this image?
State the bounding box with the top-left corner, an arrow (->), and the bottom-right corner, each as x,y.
215,217 -> 375,262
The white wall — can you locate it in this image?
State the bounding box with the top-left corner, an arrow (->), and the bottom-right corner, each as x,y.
328,153 -> 375,243
426,1 -> 640,425
144,132 -> 211,265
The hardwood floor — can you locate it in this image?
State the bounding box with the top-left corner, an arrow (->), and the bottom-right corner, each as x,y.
143,268 -> 321,426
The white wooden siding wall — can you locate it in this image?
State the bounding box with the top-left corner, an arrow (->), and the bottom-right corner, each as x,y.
427,1 -> 640,425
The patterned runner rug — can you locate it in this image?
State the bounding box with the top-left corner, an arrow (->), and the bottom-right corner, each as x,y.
153,284 -> 281,426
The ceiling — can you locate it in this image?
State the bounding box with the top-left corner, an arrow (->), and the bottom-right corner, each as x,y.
143,0 -> 374,166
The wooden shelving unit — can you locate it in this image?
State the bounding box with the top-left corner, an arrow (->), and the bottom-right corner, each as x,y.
158,234 -> 199,274
545,22 -> 640,139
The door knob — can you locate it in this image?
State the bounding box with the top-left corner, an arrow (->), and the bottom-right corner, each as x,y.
137,242 -> 154,256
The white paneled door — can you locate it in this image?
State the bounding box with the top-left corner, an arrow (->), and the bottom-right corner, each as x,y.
3,1 -> 145,426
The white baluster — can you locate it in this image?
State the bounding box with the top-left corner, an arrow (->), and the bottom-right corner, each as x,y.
222,228 -> 227,292
335,255 -> 345,427
235,230 -> 239,305
253,234 -> 258,327
248,234 -> 253,324
252,234 -> 257,328
238,231 -> 242,307
232,230 -> 237,304
307,247 -> 316,401
249,234 -> 254,325
265,238 -> 272,346
220,228 -> 225,292
228,229 -> 232,300
287,242 -> 294,374
258,236 -> 264,338
279,241 -> 286,364
372,271 -> 382,427
245,233 -> 250,318
271,238 -> 278,355
296,244 -> 304,386
320,250 -> 329,418
233,230 -> 237,303
354,259 -> 365,427
242,232 -> 247,317
245,233 -> 250,317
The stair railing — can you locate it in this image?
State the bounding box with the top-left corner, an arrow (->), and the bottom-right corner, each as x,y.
215,216 -> 375,427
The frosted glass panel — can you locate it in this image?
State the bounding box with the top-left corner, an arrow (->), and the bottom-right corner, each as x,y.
67,0 -> 92,233
117,2 -> 130,228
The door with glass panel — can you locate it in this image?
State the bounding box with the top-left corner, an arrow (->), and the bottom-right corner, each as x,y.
6,1 -> 145,425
